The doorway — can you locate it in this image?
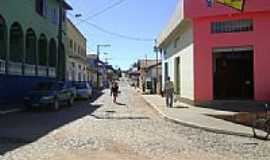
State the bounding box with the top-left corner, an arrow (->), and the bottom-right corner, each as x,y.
213,47 -> 254,100
174,57 -> 180,95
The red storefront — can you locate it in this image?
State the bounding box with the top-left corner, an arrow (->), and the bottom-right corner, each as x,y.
185,0 -> 270,102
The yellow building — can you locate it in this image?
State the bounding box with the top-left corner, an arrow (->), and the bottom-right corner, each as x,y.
66,18 -> 87,81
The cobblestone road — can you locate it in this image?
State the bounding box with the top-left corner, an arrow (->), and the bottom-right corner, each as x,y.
1,79 -> 270,160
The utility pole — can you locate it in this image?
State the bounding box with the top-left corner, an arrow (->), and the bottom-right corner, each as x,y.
96,45 -> 100,88
96,44 -> 110,88
58,0 -> 63,80
154,39 -> 159,94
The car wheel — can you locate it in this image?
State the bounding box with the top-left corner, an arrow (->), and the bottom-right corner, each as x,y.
52,100 -> 60,111
68,97 -> 74,107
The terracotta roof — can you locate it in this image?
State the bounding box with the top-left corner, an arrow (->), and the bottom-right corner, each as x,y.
138,59 -> 161,69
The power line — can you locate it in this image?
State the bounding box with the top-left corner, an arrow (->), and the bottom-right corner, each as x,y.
69,13 -> 155,42
78,18 -> 154,42
83,0 -> 128,21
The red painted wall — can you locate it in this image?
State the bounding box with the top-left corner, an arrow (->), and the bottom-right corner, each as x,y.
192,11 -> 270,101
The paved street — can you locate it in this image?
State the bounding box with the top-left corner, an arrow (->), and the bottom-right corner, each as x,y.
0,79 -> 270,160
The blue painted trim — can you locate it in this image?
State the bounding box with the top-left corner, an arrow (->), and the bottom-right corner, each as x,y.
0,74 -> 57,105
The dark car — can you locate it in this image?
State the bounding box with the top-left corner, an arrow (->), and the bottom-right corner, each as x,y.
24,81 -> 75,111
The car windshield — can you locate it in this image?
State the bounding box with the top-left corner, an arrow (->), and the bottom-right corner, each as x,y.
33,83 -> 60,91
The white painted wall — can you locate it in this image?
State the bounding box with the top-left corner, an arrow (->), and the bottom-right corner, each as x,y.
67,59 -> 87,82
161,22 -> 194,100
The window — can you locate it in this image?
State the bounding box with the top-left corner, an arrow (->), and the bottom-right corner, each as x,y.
36,0 -> 44,16
0,15 -> 7,60
78,46 -> 80,55
38,34 -> 48,66
52,8 -> 58,25
211,19 -> 253,34
69,39 -> 73,49
10,23 -> 23,63
74,42 -> 77,53
49,39 -> 57,67
25,29 -> 37,65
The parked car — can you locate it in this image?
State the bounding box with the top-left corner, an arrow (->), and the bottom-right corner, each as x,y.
74,82 -> 93,99
65,81 -> 77,98
24,81 -> 75,111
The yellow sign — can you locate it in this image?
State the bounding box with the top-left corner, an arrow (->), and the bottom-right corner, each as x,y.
216,0 -> 245,11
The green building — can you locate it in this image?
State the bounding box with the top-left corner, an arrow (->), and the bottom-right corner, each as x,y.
0,0 -> 71,77
0,0 -> 72,104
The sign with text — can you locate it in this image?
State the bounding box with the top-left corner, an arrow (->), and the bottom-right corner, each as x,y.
216,0 -> 245,11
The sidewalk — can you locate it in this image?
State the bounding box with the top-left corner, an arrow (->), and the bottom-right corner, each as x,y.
142,94 -> 256,138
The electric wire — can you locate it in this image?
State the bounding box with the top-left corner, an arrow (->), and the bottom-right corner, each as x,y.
68,13 -> 155,42
82,0 -> 129,21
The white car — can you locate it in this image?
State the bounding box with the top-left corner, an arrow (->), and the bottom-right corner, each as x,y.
74,82 -> 93,99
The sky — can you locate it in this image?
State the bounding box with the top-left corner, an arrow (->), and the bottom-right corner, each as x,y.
66,0 -> 178,70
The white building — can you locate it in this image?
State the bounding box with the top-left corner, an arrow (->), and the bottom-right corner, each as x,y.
158,0 -> 194,103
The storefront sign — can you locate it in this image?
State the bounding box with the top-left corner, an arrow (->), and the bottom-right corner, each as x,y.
216,0 -> 245,11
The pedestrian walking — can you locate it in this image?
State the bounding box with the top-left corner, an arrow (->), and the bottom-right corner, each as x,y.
111,81 -> 119,103
165,77 -> 174,108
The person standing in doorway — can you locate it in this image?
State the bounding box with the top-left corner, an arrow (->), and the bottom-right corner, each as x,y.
111,81 -> 119,103
165,77 -> 174,108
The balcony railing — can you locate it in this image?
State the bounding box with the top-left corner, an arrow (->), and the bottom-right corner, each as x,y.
24,64 -> 36,76
48,67 -> 56,78
8,61 -> 22,75
38,66 -> 48,77
0,59 -> 5,74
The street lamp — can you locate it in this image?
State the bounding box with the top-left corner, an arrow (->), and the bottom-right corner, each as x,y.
96,44 -> 111,88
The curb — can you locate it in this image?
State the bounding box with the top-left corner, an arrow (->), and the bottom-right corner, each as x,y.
0,108 -> 23,115
142,97 -> 254,138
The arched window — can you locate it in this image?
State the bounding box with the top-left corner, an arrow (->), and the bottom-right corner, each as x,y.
10,22 -> 23,63
25,29 -> 36,65
38,34 -> 47,66
49,39 -> 57,67
0,15 -> 7,60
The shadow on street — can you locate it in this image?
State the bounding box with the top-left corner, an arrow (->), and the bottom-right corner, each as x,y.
0,91 -> 104,155
197,101 -> 269,113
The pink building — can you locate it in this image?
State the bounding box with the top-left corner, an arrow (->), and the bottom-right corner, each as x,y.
158,0 -> 270,104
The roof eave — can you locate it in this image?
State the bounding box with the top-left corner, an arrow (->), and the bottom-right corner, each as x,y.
57,0 -> 73,10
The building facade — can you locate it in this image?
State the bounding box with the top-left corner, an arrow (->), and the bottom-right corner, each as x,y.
158,0 -> 270,104
0,0 -> 71,104
66,18 -> 87,82
137,59 -> 161,94
86,54 -> 98,87
145,62 -> 162,94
